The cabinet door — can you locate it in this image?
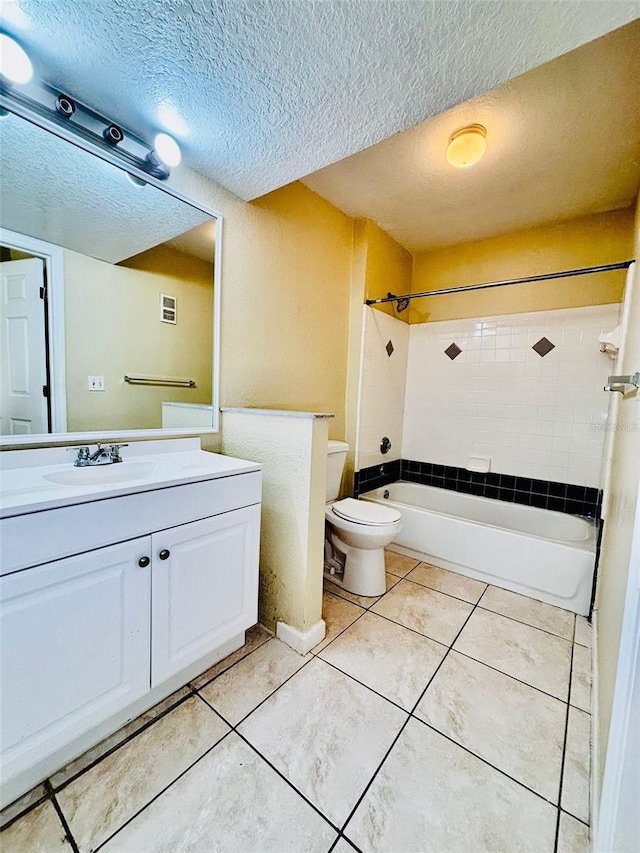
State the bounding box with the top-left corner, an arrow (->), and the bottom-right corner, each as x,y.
0,538 -> 151,786
151,506 -> 260,686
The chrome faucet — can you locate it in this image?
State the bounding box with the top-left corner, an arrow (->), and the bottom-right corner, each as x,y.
73,443 -> 128,467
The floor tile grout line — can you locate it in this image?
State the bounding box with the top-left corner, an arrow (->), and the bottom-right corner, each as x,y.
311,612 -> 368,656
189,628 -> 273,691
401,573 -> 487,606
337,587 -> 483,835
51,689 -> 197,795
410,715 -> 561,810
561,807 -> 591,827
554,637 -> 577,853
0,790 -> 50,833
362,606 -> 466,649
198,651 -> 316,730
89,728 -> 236,853
233,729 -> 343,836
475,604 -> 575,643
327,832 -> 364,853
451,647 -> 571,705
313,655 -> 414,715
1,629 -> 276,828
48,787 -> 80,853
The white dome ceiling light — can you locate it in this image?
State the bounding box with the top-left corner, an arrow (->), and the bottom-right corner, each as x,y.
445,124 -> 487,169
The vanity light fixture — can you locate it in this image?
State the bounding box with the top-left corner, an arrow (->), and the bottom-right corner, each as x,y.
0,38 -> 181,182
446,124 -> 487,169
153,132 -> 181,167
0,33 -> 33,84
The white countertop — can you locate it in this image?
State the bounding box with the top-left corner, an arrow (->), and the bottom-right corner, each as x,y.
0,439 -> 261,518
221,407 -> 334,419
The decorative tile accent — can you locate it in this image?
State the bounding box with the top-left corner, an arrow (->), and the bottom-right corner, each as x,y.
444,342 -> 462,360
532,336 -> 555,357
385,339 -> 394,357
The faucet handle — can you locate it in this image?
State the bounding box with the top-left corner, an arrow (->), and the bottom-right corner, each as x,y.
70,446 -> 91,466
109,443 -> 128,463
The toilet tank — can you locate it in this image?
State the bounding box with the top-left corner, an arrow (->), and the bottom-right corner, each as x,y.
327,440 -> 349,502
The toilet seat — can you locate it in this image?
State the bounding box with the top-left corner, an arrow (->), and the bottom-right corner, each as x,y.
331,497 -> 401,526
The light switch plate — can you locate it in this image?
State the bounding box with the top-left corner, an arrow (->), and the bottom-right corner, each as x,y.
88,375 -> 105,391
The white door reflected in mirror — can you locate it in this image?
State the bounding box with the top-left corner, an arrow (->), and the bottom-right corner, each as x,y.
0,258 -> 48,436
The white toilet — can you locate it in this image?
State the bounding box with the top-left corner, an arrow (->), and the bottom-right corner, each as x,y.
324,441 -> 402,596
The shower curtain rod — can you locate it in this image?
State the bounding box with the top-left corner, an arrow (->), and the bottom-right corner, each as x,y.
364,260 -> 634,307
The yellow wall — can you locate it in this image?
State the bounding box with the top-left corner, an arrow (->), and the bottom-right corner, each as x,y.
64,246 -> 213,431
361,218 -> 413,322
595,193 -> 640,794
218,181 -> 354,440
343,219 -> 412,492
410,208 -> 634,323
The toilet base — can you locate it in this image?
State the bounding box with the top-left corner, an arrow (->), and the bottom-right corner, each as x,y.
324,536 -> 386,597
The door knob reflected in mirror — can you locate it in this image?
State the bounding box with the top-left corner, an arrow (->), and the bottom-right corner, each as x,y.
138,556 -> 150,568
159,549 -> 170,560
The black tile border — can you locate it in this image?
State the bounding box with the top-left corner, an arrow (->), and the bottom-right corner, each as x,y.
354,459 -> 601,519
353,459 -> 401,496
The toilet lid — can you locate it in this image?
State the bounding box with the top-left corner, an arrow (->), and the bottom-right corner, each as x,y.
331,497 -> 401,526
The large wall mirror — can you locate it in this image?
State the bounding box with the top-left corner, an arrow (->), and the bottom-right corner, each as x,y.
0,110 -> 221,445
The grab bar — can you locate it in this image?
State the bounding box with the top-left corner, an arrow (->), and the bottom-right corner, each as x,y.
124,374 -> 196,388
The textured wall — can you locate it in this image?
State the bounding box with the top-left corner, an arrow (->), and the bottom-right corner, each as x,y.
402,305 -> 620,488
595,197 -> 640,795
221,410 -> 329,634
64,246 -> 213,431
410,209 -> 634,324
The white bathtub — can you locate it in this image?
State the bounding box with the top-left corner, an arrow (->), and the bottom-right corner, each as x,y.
361,481 -> 596,616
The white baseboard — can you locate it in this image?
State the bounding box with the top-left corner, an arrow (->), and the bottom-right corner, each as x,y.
276,619 -> 326,655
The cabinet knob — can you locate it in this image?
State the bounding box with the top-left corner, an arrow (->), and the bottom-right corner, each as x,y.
159,549 -> 170,561
138,556 -> 150,568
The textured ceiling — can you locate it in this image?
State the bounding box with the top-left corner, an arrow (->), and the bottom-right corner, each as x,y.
0,116 -> 212,263
303,20 -> 640,252
3,0 -> 639,201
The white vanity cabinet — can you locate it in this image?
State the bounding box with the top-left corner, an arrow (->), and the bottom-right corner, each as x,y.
151,506 -> 260,685
1,538 -> 151,793
0,440 -> 262,808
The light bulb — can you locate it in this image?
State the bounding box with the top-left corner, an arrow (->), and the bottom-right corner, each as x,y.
153,132 -> 181,167
446,124 -> 487,169
0,33 -> 33,84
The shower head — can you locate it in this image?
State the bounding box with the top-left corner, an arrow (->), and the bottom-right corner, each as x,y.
387,292 -> 410,313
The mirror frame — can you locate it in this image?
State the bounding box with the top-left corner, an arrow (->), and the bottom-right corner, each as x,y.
0,99 -> 222,446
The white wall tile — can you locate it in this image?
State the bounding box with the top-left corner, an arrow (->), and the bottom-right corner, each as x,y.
356,308 -> 409,470
400,304 -> 620,487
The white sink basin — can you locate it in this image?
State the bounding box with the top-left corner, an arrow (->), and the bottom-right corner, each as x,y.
44,461 -> 181,486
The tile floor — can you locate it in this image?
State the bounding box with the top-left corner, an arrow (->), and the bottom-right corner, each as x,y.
1,551 -> 592,852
